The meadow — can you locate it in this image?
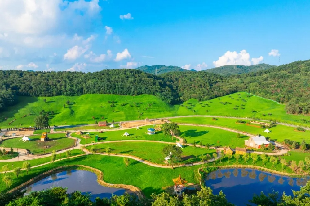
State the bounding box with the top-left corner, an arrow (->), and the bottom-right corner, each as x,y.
1,92 -> 310,129
0,133 -> 75,154
87,141 -> 216,164
173,117 -> 309,144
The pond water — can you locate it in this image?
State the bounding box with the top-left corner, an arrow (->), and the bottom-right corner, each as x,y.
25,170 -> 127,201
205,168 -> 308,206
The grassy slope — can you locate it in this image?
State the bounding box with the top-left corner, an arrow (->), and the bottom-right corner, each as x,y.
1,92 -> 310,129
0,133 -> 75,154
0,94 -> 177,128
177,92 -> 310,125
88,141 -> 216,164
173,117 -> 309,143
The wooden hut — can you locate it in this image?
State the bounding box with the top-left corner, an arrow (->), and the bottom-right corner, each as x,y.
235,147 -> 247,155
224,147 -> 233,155
98,121 -> 107,127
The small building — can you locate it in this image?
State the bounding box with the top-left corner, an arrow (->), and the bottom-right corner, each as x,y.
22,136 -> 30,142
264,129 -> 270,133
245,136 -> 269,149
122,132 -> 129,137
224,147 -> 233,155
147,128 -> 155,135
176,142 -> 183,148
173,175 -> 188,196
98,121 -> 107,127
109,124 -> 115,128
235,147 -> 247,155
41,132 -> 48,141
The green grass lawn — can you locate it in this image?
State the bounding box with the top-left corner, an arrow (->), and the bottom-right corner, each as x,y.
1,92 -> 310,130
173,117 -> 309,144
177,92 -> 310,126
0,155 -> 201,197
0,94 -> 178,129
0,133 -> 75,154
0,152 -> 18,160
72,126 -> 175,145
55,124 -> 120,131
87,141 -> 216,164
179,125 -> 246,148
282,151 -> 310,162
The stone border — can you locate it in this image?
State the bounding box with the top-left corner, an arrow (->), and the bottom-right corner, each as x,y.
8,165 -> 144,199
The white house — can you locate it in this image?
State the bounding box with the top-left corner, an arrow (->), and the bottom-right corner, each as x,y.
245,136 -> 270,149
109,124 -> 115,128
123,132 -> 129,137
21,136 -> 30,142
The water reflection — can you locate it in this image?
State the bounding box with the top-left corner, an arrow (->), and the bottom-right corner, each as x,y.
25,170 -> 126,201
205,168 -> 308,206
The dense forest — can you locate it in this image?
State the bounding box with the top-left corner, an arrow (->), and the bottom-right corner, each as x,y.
205,64 -> 274,76
0,60 -> 309,114
136,65 -> 188,75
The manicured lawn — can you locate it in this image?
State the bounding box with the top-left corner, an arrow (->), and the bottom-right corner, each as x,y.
0,155 -> 201,197
282,151 -> 310,162
0,152 -> 18,160
179,125 -> 246,148
173,117 -> 310,144
0,133 -> 75,154
88,141 -> 216,164
55,124 -> 120,131
72,126 -> 175,144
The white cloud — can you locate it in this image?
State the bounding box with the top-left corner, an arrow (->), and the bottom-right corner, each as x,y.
64,45 -> 89,60
120,13 -> 134,20
213,50 -> 252,67
121,62 -> 138,69
114,49 -> 131,62
67,63 -> 86,72
181,64 -> 191,70
82,35 -> 96,45
16,62 -> 38,70
251,56 -> 264,65
195,62 -> 207,71
105,26 -> 113,35
84,50 -> 112,63
268,49 -> 280,57
113,35 -> 121,44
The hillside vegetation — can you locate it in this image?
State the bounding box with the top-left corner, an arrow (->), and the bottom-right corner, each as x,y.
136,65 -> 187,75
205,64 -> 274,76
0,60 -> 310,116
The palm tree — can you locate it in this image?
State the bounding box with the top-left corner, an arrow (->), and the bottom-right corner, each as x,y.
23,162 -> 31,174
13,167 -> 21,178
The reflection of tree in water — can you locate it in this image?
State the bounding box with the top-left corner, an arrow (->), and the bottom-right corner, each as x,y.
296,179 -> 307,187
210,172 -> 217,180
51,174 -> 57,181
224,171 -> 231,178
259,173 -> 267,182
268,175 -> 276,183
66,170 -> 72,176
241,169 -> 249,177
233,169 -> 238,177
217,171 -> 224,178
288,179 -> 294,187
249,170 -> 257,179
26,186 -> 32,193
278,177 -> 284,185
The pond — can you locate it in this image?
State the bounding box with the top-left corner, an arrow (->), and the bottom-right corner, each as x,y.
205,168 -> 308,206
25,170 -> 127,201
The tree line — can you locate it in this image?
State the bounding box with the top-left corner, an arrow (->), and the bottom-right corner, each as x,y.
1,59 -> 310,114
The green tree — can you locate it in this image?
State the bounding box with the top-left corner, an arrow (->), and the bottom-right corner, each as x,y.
163,145 -> 183,167
34,114 -> 49,129
2,175 -> 12,188
299,160 -> 305,171
123,158 -> 130,167
251,153 -> 259,164
235,154 -> 241,162
22,162 -> 31,174
13,167 -> 21,178
161,122 -> 181,139
212,153 -> 218,165
290,160 -> 297,172
66,150 -> 71,158
51,151 -> 56,162
301,140 -> 307,152
261,154 -> 269,166
106,147 -> 111,155
2,164 -> 9,173
280,159 -> 287,171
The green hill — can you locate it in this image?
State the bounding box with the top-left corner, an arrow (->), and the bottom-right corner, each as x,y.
205,64 -> 274,76
136,65 -> 188,75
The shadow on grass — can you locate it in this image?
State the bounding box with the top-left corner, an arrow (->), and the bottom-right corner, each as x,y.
143,187 -> 163,197
120,150 -> 134,154
181,130 -> 208,137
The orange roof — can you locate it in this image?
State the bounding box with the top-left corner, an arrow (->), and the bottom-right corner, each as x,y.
173,175 -> 187,186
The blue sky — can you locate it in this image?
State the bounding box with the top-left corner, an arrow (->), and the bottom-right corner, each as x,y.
0,0 -> 309,72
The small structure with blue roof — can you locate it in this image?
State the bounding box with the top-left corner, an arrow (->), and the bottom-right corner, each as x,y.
147,128 -> 156,135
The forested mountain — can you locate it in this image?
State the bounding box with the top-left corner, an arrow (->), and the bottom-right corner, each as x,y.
205,64 -> 274,76
136,65 -> 188,75
0,60 -> 309,115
